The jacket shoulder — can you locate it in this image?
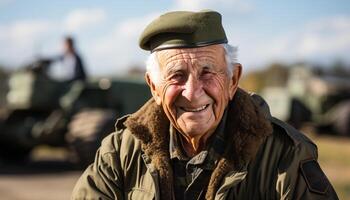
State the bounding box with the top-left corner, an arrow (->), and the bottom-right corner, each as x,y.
266,117 -> 318,161
250,92 -> 317,158
271,117 -> 316,146
99,115 -> 141,158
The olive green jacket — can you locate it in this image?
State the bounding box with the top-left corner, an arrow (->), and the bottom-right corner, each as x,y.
72,89 -> 338,200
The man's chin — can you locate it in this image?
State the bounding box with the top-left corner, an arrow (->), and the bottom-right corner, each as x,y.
178,124 -> 212,137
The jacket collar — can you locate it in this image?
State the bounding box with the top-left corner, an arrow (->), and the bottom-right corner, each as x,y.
124,88 -> 273,200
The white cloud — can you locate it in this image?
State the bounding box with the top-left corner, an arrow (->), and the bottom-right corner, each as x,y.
242,15 -> 350,69
0,20 -> 53,44
0,20 -> 55,67
117,13 -> 158,38
64,8 -> 106,32
0,8 -> 107,69
298,16 -> 350,56
0,0 -> 14,7
86,13 -> 159,75
173,0 -> 254,13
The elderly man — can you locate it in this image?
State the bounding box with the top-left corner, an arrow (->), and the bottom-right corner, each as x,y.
72,10 -> 338,199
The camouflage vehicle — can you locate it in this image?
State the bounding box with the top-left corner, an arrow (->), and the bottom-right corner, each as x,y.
0,59 -> 151,167
261,65 -> 350,136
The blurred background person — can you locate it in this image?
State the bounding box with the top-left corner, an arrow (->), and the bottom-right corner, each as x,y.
48,36 -> 87,82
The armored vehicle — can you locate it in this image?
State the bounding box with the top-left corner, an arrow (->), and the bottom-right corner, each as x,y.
262,65 -> 350,136
0,59 -> 151,167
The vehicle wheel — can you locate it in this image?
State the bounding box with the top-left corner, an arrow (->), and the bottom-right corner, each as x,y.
0,110 -> 34,163
66,109 -> 117,168
0,144 -> 32,163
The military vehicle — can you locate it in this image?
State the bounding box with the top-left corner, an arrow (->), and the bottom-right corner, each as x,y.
0,59 -> 151,167
261,65 -> 350,136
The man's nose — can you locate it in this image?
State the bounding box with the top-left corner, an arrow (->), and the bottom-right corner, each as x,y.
182,75 -> 204,101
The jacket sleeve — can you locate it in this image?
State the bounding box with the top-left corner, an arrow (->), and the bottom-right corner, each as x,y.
71,133 -> 124,200
73,54 -> 87,81
275,135 -> 339,200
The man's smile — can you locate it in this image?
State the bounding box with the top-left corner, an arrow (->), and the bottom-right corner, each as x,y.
179,104 -> 210,112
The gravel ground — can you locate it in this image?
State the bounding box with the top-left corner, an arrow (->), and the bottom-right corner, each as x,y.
0,171 -> 81,200
0,146 -> 83,200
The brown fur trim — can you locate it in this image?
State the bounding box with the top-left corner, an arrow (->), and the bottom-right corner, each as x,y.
205,158 -> 235,200
124,88 -> 273,200
205,88 -> 273,200
124,99 -> 173,200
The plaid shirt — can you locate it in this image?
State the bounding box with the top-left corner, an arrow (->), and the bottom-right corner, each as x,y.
170,111 -> 227,200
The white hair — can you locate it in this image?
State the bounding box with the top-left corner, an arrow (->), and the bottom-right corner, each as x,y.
222,43 -> 238,77
146,43 -> 238,84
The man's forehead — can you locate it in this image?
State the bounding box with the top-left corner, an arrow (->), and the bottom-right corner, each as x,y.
156,44 -> 225,67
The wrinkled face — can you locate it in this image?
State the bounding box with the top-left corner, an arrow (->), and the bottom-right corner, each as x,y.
146,44 -> 241,139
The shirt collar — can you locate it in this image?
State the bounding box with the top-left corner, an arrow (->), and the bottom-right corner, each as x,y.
169,125 -> 188,160
169,109 -> 228,166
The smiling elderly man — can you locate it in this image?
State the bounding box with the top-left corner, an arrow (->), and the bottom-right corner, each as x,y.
72,10 -> 338,200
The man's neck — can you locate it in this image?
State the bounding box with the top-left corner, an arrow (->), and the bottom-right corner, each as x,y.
179,132 -> 213,157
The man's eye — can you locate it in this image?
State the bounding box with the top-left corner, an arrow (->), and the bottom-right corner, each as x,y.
169,73 -> 184,81
202,70 -> 211,74
201,70 -> 213,78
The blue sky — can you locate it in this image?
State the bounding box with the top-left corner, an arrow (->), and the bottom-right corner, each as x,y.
1,0 -> 350,76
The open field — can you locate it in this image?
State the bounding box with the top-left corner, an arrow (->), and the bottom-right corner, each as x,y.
0,134 -> 349,199
311,134 -> 350,199
0,171 -> 80,200
0,147 -> 81,200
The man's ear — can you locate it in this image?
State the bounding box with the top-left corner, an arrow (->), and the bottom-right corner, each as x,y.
145,72 -> 162,105
229,63 -> 242,99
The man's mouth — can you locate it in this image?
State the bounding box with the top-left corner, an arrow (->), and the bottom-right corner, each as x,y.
180,104 -> 209,112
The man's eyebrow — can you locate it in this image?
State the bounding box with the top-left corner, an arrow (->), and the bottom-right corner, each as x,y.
198,62 -> 215,69
164,64 -> 185,75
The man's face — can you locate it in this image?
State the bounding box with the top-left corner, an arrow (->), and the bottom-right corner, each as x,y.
146,44 -> 241,139
63,41 -> 73,54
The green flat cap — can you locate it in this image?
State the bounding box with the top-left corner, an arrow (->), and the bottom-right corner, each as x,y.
139,10 -> 228,52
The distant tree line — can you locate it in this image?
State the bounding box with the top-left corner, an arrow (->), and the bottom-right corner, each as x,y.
240,61 -> 350,93
240,63 -> 289,92
314,60 -> 350,78
0,66 -> 9,106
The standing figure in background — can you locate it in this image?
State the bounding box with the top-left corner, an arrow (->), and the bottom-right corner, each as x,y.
48,36 -> 87,82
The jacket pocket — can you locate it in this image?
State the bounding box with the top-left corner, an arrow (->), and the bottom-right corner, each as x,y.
127,188 -> 155,200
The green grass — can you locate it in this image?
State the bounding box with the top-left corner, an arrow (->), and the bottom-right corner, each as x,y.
311,135 -> 350,200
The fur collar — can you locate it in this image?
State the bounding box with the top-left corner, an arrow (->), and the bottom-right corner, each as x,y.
124,88 -> 273,200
